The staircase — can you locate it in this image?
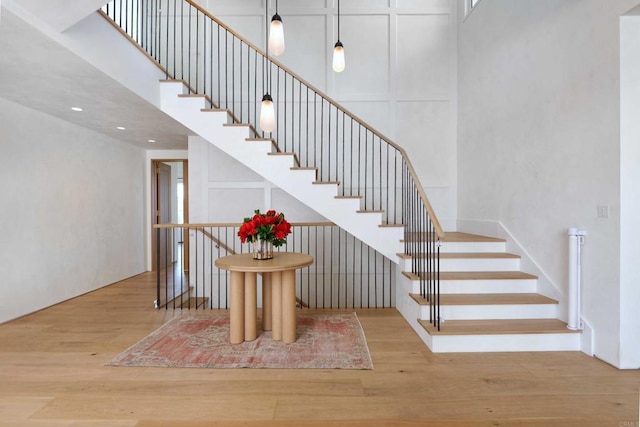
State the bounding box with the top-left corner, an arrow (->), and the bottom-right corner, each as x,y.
396,232 -> 581,352
17,0 -> 582,352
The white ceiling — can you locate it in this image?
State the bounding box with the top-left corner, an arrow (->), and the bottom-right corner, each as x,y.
0,8 -> 190,150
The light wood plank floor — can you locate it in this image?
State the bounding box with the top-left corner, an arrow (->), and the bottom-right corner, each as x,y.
0,272 -> 638,426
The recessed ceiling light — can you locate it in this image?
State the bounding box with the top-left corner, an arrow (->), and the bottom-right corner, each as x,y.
71,107 -> 83,112
116,126 -> 126,130
148,139 -> 156,143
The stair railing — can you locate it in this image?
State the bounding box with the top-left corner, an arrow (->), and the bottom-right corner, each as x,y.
103,0 -> 443,329
153,222 -> 396,310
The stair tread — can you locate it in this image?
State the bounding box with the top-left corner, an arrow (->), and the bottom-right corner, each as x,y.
402,271 -> 538,281
410,293 -> 558,306
177,297 -> 209,309
357,209 -> 384,213
403,231 -> 505,243
442,232 -> 506,243
419,318 -> 580,336
201,108 -> 228,113
398,252 -> 520,260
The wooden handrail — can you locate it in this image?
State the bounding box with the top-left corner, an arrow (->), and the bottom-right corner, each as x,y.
153,222 -> 336,229
196,227 -> 236,255
179,0 -> 444,239
102,1 -> 444,240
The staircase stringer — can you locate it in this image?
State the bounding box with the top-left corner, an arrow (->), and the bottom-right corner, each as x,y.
159,80 -> 404,261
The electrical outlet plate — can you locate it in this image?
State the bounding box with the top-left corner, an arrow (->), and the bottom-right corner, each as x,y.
597,205 -> 609,218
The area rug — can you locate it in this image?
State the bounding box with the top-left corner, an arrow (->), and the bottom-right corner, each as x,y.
106,312 -> 373,369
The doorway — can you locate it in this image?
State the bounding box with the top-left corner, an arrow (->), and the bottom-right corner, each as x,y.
151,159 -> 189,272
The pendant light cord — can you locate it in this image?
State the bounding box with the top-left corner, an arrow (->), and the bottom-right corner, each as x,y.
265,0 -> 270,93
337,0 -> 340,41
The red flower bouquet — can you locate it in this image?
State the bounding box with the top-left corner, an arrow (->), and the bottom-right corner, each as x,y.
238,209 -> 292,247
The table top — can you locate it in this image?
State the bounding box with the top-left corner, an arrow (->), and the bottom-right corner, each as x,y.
215,252 -> 313,272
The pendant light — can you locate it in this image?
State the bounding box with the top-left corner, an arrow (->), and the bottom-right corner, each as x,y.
268,0 -> 285,56
332,0 -> 345,72
260,0 -> 276,133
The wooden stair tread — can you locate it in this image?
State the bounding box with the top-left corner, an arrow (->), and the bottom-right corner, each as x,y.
442,232 -> 506,243
441,252 -> 519,259
357,209 -> 384,213
402,271 -> 538,281
176,297 -> 209,309
313,181 -> 340,185
410,293 -> 558,306
380,223 -> 403,228
201,108 -> 228,113
403,231 -> 505,243
419,318 -> 580,336
398,252 -> 520,260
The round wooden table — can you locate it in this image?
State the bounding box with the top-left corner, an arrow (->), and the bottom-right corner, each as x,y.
215,252 -> 313,344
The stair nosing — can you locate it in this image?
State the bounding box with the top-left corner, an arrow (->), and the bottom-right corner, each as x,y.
409,293 -> 558,306
418,318 -> 581,336
402,271 -> 539,281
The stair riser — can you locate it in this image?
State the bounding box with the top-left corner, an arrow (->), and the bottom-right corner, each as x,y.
429,333 -> 581,353
419,304 -> 558,321
396,262 -> 579,353
440,242 -> 506,253
410,279 -> 538,294
401,257 -> 520,272
442,258 -> 519,272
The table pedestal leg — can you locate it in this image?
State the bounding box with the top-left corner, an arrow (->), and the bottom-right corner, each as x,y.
262,273 -> 272,331
229,271 -> 244,344
271,271 -> 282,341
282,270 -> 296,343
244,272 -> 257,341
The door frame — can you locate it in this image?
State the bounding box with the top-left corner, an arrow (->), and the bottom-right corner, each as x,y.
149,159 -> 189,272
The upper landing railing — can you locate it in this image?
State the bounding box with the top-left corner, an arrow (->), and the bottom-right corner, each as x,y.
102,0 -> 443,329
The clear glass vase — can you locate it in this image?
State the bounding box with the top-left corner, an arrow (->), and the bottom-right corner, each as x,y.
251,239 -> 274,260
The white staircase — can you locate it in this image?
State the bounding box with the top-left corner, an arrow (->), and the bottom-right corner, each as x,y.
159,80 -> 404,262
396,232 -> 581,352
159,80 -> 581,353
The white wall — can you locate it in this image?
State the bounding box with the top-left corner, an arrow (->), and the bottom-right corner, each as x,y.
189,136 -> 325,224
195,0 -> 458,230
619,12 -> 640,369
458,0 -> 640,368
0,97 -> 146,323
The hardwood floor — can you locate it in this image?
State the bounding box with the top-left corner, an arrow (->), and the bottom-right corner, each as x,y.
0,272 -> 638,426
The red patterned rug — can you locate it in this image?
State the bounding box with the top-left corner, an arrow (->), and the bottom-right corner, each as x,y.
106,312 -> 373,369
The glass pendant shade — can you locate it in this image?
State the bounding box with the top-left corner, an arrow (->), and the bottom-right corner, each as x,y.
260,94 -> 276,133
333,41 -> 345,73
269,14 -> 285,56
